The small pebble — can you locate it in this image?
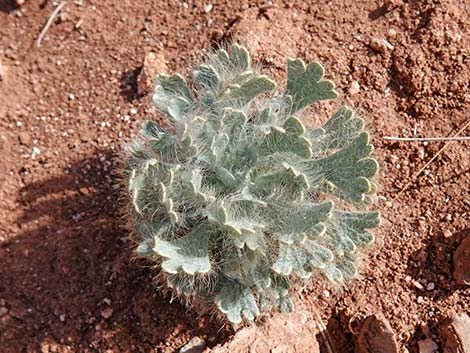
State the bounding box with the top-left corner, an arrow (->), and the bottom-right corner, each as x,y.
180,337 -> 206,353
204,4 -> 213,13
0,307 -> 8,317
30,146 -> 41,159
18,132 -> 31,145
103,298 -> 112,305
130,108 -> 137,115
348,81 -> 360,95
369,38 -> 394,53
0,60 -> 7,81
413,280 -> 424,290
443,229 -> 452,238
417,296 -> 424,303
426,282 -> 435,291
417,148 -> 425,159
100,308 -> 113,319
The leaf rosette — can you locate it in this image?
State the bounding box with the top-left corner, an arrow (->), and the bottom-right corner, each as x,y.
125,44 -> 380,325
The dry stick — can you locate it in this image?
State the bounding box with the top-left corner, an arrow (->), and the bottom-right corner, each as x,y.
396,119 -> 470,197
301,292 -> 335,353
385,136 -> 470,142
311,305 -> 336,353
36,1 -> 67,47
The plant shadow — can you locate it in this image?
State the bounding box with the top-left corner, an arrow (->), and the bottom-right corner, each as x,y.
316,313 -> 355,353
0,150 -> 229,352
119,68 -> 145,103
0,0 -> 18,13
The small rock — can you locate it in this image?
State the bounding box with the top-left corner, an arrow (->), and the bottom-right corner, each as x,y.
440,313 -> 470,353
413,280 -> 425,290
369,38 -> 394,54
180,337 -> 206,353
18,131 -> 31,145
418,338 -> 438,353
0,307 -> 9,317
349,81 -> 361,95
30,146 -> 41,159
103,298 -> 111,305
453,237 -> 470,285
204,4 -> 213,13
57,11 -> 68,23
355,312 -> 399,353
0,60 -> 6,81
426,282 -> 435,291
416,148 -> 425,160
137,51 -> 167,95
443,230 -> 453,238
100,308 -> 113,319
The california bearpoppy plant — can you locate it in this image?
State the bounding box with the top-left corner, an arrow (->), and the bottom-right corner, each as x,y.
124,44 -> 379,325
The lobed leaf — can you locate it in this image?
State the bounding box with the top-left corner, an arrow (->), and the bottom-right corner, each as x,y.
216,279 -> 260,324
154,225 -> 212,275
307,132 -> 379,204
153,74 -> 193,121
286,58 -> 338,113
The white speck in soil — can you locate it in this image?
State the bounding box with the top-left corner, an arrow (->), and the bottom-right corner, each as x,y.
30,146 -> 41,159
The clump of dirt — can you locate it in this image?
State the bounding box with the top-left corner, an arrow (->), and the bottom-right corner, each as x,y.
453,237 -> 470,286
355,312 -> 398,353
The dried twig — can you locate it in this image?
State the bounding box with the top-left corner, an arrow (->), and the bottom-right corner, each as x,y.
36,1 -> 67,48
301,292 -> 336,353
311,305 -> 336,353
396,119 -> 470,197
385,136 -> 470,142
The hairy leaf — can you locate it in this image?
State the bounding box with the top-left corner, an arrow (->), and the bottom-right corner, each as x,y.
216,280 -> 260,324
286,58 -> 338,112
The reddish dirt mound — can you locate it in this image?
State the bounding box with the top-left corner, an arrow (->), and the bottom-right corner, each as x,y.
1,1 -> 469,352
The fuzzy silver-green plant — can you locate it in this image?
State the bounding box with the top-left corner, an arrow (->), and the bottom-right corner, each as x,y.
125,44 -> 380,325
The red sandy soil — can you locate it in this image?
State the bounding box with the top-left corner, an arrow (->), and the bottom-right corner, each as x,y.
0,1 -> 469,352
